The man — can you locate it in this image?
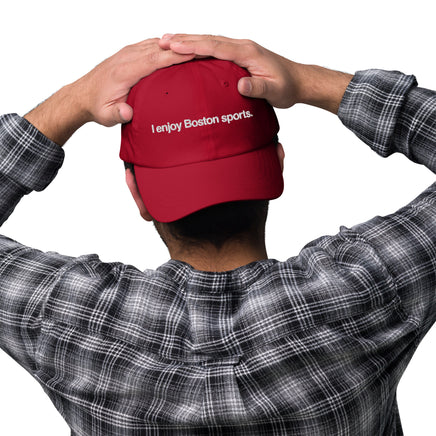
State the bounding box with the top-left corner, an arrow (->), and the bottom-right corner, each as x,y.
0,34 -> 434,435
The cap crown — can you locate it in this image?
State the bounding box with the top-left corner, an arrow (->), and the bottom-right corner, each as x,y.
120,59 -> 279,168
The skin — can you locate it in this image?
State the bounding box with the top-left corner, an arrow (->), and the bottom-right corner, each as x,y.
24,38 -> 196,145
159,34 -> 353,114
24,35 -> 352,272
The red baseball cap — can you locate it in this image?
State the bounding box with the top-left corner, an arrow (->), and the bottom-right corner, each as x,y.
120,58 -> 283,223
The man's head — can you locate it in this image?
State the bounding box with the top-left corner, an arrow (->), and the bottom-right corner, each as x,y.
120,58 -> 284,255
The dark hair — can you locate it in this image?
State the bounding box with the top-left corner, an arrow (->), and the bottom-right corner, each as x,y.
162,199 -> 269,249
124,162 -> 269,249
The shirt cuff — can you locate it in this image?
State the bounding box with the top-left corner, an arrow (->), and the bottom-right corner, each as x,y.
0,113 -> 65,192
338,70 -> 417,157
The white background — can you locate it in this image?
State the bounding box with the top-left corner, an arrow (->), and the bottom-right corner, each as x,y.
0,0 -> 434,434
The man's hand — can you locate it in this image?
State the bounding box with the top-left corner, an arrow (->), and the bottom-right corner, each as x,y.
24,38 -> 195,146
159,34 -> 353,114
160,34 -> 301,109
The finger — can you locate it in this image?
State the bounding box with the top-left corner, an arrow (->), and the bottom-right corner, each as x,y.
148,48 -> 196,72
160,33 -> 244,54
169,39 -> 250,67
123,48 -> 196,87
160,33 -> 233,48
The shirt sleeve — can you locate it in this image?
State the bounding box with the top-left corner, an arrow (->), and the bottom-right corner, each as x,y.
0,113 -> 67,373
338,70 -> 436,336
0,113 -> 65,226
338,69 -> 435,171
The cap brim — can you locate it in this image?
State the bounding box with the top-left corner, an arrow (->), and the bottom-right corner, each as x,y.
134,142 -> 283,223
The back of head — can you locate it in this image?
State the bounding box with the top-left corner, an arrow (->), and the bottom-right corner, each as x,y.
120,58 -> 283,247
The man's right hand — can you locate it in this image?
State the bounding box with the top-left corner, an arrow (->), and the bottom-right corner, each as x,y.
160,34 -> 353,114
24,38 -> 195,146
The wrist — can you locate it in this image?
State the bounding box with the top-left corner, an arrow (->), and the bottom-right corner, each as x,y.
24,82 -> 91,146
294,63 -> 353,114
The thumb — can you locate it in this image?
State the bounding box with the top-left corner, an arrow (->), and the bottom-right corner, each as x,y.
237,77 -> 269,99
116,102 -> 134,124
104,102 -> 133,126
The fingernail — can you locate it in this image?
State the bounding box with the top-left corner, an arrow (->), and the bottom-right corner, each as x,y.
161,34 -> 174,40
239,78 -> 252,95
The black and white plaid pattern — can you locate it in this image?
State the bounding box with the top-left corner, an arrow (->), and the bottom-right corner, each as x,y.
0,69 -> 435,435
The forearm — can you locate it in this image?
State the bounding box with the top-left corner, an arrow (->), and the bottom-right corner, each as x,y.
0,38 -> 194,228
24,81 -> 91,146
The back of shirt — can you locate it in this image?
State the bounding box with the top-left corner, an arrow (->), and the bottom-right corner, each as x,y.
0,69 -> 435,435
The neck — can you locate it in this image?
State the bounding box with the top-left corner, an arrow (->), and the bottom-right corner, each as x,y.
168,239 -> 268,272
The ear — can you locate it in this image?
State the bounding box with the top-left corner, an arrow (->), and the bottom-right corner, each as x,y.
125,168 -> 154,222
276,142 -> 285,172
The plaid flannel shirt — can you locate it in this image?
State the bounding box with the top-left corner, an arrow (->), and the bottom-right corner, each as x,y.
0,69 -> 435,435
